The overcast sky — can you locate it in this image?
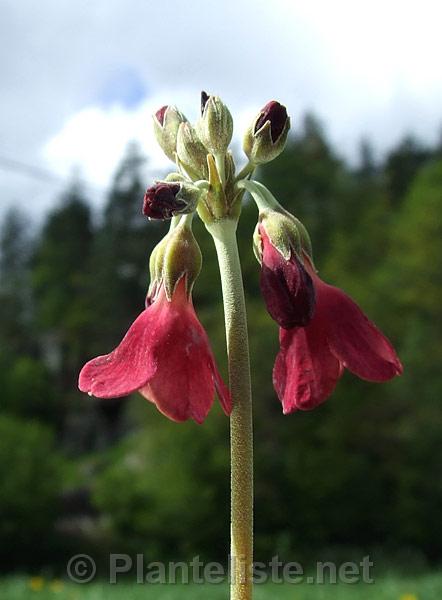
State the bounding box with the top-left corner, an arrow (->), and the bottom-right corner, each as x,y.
1,0 -> 442,220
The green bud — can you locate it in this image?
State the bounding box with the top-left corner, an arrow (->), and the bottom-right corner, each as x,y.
176,122 -> 209,181
243,101 -> 290,165
162,219 -> 202,299
153,105 -> 188,162
196,92 -> 233,156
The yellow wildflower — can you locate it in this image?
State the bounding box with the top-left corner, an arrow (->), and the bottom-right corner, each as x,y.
28,576 -> 45,591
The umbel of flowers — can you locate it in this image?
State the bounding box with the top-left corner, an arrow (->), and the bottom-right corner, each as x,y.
79,93 -> 402,600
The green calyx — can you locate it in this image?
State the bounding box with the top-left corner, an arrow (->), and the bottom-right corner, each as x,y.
162,216 -> 202,300
147,231 -> 171,301
255,210 -> 314,265
255,210 -> 301,262
243,115 -> 290,165
163,172 -> 187,183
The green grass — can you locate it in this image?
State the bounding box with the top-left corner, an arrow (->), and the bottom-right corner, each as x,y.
1,573 -> 441,600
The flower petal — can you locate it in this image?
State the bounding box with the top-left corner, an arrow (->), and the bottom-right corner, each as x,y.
273,324 -> 343,413
211,359 -> 232,416
320,283 -> 403,382
78,309 -> 157,398
140,301 -> 224,424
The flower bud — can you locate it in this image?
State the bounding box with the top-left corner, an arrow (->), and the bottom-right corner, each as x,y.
255,211 -> 315,328
243,101 -> 290,165
162,220 -> 202,299
153,105 -> 188,162
143,181 -> 200,220
176,122 -> 209,181
196,91 -> 233,156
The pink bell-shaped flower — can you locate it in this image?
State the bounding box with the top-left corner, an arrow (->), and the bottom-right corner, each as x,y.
273,257 -> 402,413
79,278 -> 231,424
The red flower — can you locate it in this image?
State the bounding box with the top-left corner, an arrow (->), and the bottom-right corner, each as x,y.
79,279 -> 231,424
259,224 -> 315,328
273,258 -> 403,413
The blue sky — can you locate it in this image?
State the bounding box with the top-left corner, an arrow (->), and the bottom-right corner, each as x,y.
97,68 -> 147,109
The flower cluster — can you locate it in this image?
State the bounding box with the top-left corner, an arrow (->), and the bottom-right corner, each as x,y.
79,92 -> 402,421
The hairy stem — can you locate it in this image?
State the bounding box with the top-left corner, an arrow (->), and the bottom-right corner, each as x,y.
208,219 -> 254,600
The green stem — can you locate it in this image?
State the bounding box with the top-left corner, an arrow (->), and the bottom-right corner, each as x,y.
235,161 -> 255,181
207,218 -> 253,600
236,179 -> 281,212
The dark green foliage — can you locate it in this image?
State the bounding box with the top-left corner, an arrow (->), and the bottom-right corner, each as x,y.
0,209 -> 33,355
0,415 -> 65,568
1,356 -> 57,424
384,135 -> 432,206
93,410 -> 230,560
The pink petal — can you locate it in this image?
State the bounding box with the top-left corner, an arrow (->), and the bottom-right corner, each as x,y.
211,360 -> 232,416
78,309 -> 157,398
140,298 -> 227,424
79,277 -> 231,423
318,283 -> 403,382
273,324 -> 343,413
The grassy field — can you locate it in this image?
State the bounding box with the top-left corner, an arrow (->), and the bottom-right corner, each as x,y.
1,573 -> 441,600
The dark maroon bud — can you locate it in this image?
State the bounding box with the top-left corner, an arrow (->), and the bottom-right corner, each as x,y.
200,91 -> 210,115
255,101 -> 288,143
142,183 -> 183,220
259,226 -> 315,328
155,105 -> 168,126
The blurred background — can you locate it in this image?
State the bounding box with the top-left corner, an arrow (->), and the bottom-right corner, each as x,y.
1,0 -> 441,596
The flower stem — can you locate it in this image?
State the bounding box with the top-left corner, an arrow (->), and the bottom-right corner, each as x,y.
235,161 -> 255,181
208,218 -> 253,600
236,179 -> 281,212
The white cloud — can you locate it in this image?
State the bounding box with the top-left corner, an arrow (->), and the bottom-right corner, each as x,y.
2,0 -> 442,218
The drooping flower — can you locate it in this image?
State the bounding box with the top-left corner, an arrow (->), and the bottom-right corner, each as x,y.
79,278 -> 231,424
258,224 -> 315,328
273,257 -> 402,413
